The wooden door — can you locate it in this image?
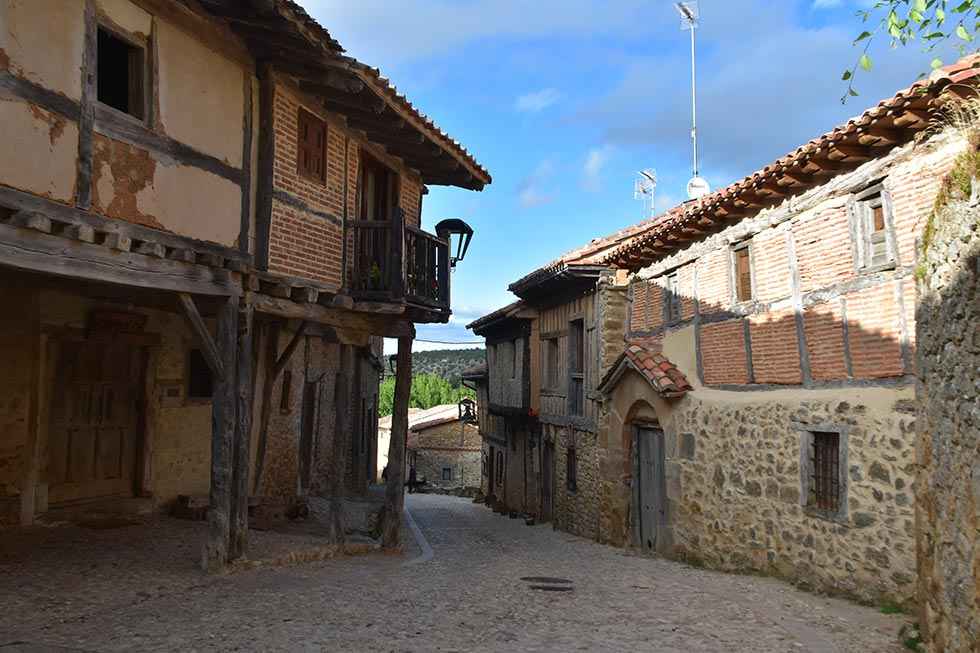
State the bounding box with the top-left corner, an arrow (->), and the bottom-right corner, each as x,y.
541,441 -> 554,522
635,427 -> 666,553
298,380 -> 319,493
47,339 -> 142,505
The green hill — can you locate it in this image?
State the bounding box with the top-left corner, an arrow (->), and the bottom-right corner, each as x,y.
384,348 -> 485,386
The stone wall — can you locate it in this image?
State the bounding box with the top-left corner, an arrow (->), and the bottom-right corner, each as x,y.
551,424 -> 600,540
408,419 -> 481,491
915,197 -> 980,652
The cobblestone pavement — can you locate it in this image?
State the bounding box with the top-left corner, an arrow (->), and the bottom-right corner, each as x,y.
0,494 -> 904,652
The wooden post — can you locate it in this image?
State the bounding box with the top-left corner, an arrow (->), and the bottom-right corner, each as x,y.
327,344 -> 354,543
203,295 -> 238,573
138,346 -> 160,498
382,334 -> 413,550
229,298 -> 254,561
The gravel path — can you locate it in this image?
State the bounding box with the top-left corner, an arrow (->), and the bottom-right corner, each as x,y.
0,494 -> 904,652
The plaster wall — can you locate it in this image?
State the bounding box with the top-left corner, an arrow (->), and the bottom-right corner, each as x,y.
0,0 -> 85,100
0,100 -> 79,202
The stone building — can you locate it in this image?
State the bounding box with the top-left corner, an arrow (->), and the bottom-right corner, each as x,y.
0,0 -> 490,570
470,57 -> 979,605
406,404 -> 481,493
914,151 -> 980,648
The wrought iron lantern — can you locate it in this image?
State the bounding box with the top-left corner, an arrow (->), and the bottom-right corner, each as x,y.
435,218 -> 474,268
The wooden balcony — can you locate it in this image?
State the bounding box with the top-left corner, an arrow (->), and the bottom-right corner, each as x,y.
349,208 -> 451,314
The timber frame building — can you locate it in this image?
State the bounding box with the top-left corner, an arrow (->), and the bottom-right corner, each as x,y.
469,58 -> 979,604
0,0 -> 490,570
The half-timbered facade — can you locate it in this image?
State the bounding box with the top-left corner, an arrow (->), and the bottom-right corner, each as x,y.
0,0 -> 489,570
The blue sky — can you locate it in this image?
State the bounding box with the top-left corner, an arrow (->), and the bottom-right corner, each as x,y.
304,0 -> 956,352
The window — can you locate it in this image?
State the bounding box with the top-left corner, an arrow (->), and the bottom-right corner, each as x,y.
97,27 -> 146,120
665,272 -> 681,323
442,466 -> 453,481
856,191 -> 895,269
280,370 -> 293,414
733,243 -> 753,302
187,349 -> 213,400
569,319 -> 585,416
496,450 -> 505,486
297,109 -> 327,184
798,428 -> 849,521
359,153 -> 398,221
543,337 -> 559,389
566,446 -> 578,492
511,338 -> 519,379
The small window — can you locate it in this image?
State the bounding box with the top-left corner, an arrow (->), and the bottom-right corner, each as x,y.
97,27 -> 145,120
280,369 -> 293,413
665,273 -> 681,323
187,349 -> 213,400
809,431 -> 841,513
858,193 -> 894,268
297,109 -> 327,184
442,466 -> 452,481
566,446 -> 578,492
543,337 -> 559,389
733,243 -> 753,302
569,320 -> 585,416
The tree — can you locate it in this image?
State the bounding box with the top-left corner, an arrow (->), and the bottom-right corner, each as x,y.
843,0 -> 980,102
377,373 -> 475,417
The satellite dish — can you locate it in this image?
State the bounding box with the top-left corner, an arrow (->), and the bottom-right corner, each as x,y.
687,176 -> 710,200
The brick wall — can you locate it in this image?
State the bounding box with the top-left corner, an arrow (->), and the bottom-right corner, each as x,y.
623,133 -> 964,388
267,79 -> 425,288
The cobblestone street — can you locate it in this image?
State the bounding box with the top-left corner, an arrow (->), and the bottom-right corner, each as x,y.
1,494 -> 904,652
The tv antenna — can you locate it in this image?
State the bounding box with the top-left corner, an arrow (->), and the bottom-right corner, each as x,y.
675,1 -> 709,200
633,169 -> 657,219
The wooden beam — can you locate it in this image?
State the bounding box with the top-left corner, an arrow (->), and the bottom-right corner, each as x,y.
252,320 -> 307,495
325,344 -> 354,543
229,298 -> 254,561
203,295 -> 238,573
0,223 -> 240,297
178,293 -> 226,380
251,293 -> 413,338
382,335 -> 413,550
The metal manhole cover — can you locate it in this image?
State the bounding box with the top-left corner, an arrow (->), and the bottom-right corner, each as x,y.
520,576 -> 572,584
528,585 -> 574,592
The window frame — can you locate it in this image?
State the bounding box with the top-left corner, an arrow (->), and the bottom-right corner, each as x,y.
96,24 -> 150,124
297,108 -> 328,185
796,424 -> 850,523
664,271 -> 682,324
568,318 -> 586,416
358,151 -> 400,222
542,335 -> 560,391
731,240 -> 754,304
851,184 -> 898,272
441,466 -> 453,481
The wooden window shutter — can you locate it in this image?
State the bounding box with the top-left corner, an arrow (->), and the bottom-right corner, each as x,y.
297,108 -> 327,184
735,247 -> 752,302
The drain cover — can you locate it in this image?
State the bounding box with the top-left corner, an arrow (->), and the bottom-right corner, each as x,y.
520,576 -> 572,584
528,585 -> 574,592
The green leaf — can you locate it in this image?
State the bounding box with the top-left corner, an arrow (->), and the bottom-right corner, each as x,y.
954,1 -> 972,13
936,7 -> 946,24
849,88 -> 860,97
932,57 -> 945,68
842,69 -> 853,80
910,9 -> 925,23
860,53 -> 873,71
956,23 -> 973,40
914,0 -> 928,11
854,30 -> 873,44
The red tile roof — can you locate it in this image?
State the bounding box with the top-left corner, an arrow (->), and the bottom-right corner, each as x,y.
600,54 -> 980,270
598,344 -> 692,398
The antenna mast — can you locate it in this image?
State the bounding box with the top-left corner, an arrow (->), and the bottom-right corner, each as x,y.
634,169 -> 657,219
675,2 -> 709,200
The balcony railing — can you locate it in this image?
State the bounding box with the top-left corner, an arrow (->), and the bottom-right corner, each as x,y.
349,208 -> 450,311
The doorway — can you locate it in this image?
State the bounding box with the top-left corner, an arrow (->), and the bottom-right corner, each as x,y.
46,339 -> 144,505
633,426 -> 667,553
541,440 -> 554,522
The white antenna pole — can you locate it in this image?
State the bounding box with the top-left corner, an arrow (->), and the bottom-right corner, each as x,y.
690,17 -> 698,178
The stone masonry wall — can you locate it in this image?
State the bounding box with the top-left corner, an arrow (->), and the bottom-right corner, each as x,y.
915,198 -> 980,652
552,424 -> 600,540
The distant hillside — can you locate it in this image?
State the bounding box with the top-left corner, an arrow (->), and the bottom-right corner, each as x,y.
386,348 -> 485,386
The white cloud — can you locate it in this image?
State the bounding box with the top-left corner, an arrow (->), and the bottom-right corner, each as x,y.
515,88 -> 562,112
517,159 -> 556,208
581,145 -> 614,192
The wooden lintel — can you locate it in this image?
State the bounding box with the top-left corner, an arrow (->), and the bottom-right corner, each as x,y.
178,292 -> 226,380
250,293 -> 414,338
